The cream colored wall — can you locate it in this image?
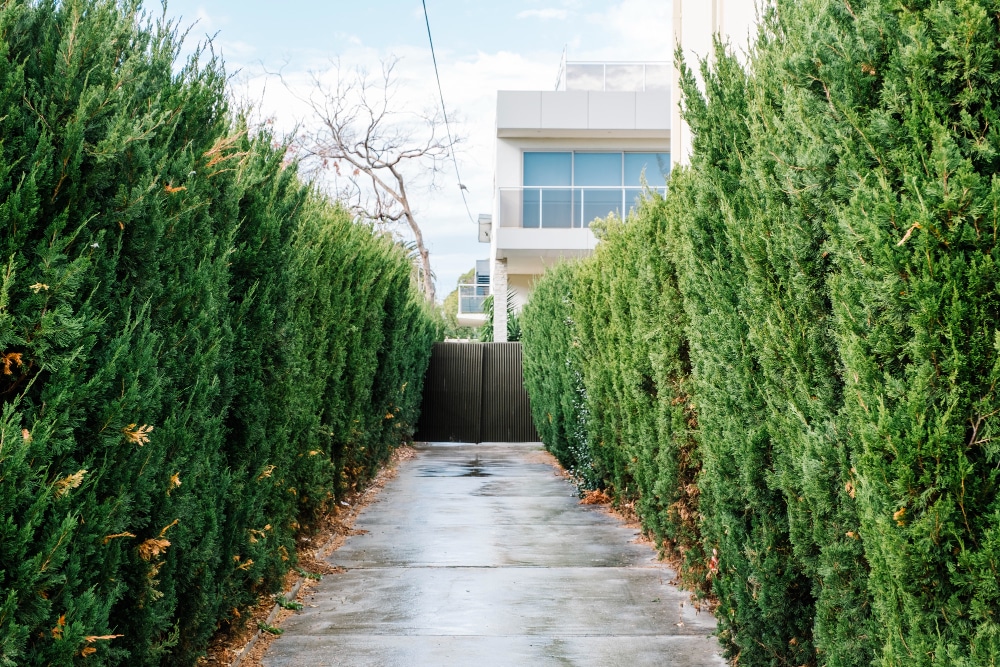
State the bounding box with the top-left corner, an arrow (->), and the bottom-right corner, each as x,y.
671,0 -> 762,166
507,274 -> 536,313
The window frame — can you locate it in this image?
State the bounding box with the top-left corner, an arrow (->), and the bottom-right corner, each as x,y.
520,150 -> 670,228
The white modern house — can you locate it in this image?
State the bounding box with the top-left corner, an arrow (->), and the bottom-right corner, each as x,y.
458,4 -> 761,341
458,61 -> 672,339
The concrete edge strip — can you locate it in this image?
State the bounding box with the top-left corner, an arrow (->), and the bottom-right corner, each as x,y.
229,578 -> 305,667
229,447 -> 414,666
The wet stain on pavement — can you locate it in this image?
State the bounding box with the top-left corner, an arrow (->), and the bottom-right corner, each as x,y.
262,442 -> 725,667
416,455 -> 496,477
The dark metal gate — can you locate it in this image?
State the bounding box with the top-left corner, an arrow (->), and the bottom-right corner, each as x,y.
415,342 -> 539,443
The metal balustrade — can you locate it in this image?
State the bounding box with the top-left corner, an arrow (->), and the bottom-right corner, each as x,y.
458,284 -> 490,316
497,186 -> 666,229
564,61 -> 670,92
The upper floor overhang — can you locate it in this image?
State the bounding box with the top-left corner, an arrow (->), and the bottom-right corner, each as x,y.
497,90 -> 670,138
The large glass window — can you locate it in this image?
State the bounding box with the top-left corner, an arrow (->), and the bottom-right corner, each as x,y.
624,152 -> 670,187
625,188 -> 645,210
523,153 -> 571,228
519,151 -> 669,228
523,152 -> 571,186
576,189 -> 623,226
541,189 -> 573,228
522,189 -> 541,228
573,153 -> 622,186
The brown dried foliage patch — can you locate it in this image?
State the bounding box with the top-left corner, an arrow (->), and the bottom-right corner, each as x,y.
580,488 -> 613,505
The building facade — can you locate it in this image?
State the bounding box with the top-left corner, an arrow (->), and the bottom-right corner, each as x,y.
461,5 -> 763,339
460,62 -> 671,339
671,0 -> 760,166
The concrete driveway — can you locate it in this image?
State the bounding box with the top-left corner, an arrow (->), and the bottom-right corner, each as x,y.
261,442 -> 724,667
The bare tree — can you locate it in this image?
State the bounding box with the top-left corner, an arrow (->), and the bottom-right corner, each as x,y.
288,57 -> 456,302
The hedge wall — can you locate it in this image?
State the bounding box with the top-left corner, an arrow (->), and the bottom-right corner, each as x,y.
815,2 -> 1000,663
0,1 -> 438,665
522,1 -> 1000,665
521,261 -> 589,480
521,200 -> 704,586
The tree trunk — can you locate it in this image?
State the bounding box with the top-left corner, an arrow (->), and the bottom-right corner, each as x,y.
405,209 -> 435,302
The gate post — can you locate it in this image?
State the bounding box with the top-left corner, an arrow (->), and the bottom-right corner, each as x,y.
492,258 -> 508,343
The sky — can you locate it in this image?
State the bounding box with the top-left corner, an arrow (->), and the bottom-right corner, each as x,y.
150,0 -> 673,299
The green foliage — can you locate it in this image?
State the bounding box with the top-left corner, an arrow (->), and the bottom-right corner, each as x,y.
815,2 -> 1000,663
0,1 -> 437,665
521,261 -> 592,482
667,30 -> 821,667
522,200 -> 704,585
275,596 -> 302,611
479,291 -> 521,342
523,2 -> 1000,665
256,622 -> 283,635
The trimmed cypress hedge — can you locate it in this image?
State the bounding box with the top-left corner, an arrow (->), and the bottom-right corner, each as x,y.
522,199 -> 704,587
521,261 -> 590,481
667,81 -> 817,667
0,1 -> 438,665
522,1 -> 1000,665
816,2 -> 1000,663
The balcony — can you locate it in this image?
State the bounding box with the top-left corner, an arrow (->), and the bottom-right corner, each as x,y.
563,62 -> 670,93
456,284 -> 488,328
497,186 -> 666,229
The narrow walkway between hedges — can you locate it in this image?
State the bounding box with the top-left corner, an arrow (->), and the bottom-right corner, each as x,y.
261,442 -> 724,667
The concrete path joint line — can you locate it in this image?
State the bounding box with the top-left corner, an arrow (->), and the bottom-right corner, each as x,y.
262,442 -> 725,667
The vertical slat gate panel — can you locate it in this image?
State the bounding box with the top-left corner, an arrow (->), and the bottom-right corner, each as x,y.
415,342 -> 538,443
480,342 -> 539,442
414,342 -> 483,442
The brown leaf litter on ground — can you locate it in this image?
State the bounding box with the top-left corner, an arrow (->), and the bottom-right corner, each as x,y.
197,445 -> 417,667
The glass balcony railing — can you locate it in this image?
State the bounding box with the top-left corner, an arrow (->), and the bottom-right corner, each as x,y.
497,186 -> 666,229
564,62 -> 670,92
458,284 -> 490,315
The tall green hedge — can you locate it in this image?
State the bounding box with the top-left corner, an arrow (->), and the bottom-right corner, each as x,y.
0,1 -> 437,665
817,2 -> 1000,663
521,261 -> 591,481
668,43 -> 820,665
522,1 -> 1000,665
522,198 -> 704,585
735,6 -> 875,663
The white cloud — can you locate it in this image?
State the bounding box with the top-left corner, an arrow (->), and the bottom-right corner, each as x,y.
216,40 -> 256,62
226,43 -> 507,295
516,8 -> 570,20
189,6 -> 231,32
194,8 -> 215,30
584,0 -> 672,61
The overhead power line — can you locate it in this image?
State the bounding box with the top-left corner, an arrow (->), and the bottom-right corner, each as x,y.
421,0 -> 476,225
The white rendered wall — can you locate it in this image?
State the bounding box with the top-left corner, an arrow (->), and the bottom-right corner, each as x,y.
671,0 -> 761,167
492,258 -> 508,343
490,89 -> 670,317
496,91 -> 671,134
